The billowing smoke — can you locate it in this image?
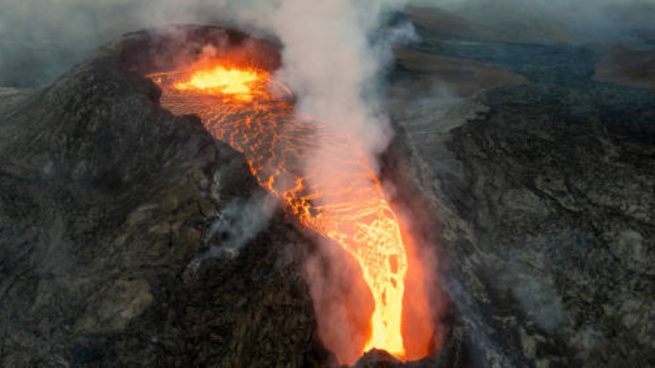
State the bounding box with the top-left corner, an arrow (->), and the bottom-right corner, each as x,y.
269,0 -> 413,159
264,1 -> 436,364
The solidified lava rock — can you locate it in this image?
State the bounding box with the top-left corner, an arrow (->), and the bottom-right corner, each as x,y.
355,349 -> 404,368
0,28 -> 329,367
389,36 -> 655,366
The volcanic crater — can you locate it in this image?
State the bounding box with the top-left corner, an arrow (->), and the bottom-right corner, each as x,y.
129,26 -> 450,365
0,25 -> 450,367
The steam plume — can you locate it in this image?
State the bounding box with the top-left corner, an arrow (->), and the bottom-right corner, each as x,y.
266,1 -> 424,364
270,0 -> 413,160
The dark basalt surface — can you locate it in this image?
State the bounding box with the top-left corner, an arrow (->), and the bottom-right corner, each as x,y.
389,47 -> 655,367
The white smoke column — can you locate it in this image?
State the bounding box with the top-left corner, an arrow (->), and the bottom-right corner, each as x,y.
267,0 -> 418,364
270,0 -> 411,161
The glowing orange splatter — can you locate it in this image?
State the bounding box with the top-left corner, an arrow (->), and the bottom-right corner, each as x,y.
149,63 -> 435,364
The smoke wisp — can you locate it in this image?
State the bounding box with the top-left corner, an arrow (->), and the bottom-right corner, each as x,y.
206,192 -> 278,258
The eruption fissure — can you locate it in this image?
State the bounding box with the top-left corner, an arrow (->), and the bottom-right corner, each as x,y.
149,61 -> 430,362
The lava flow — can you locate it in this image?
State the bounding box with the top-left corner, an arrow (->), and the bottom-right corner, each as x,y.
149,60 -> 435,363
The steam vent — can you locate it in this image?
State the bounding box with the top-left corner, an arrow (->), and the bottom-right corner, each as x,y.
1,3 -> 655,368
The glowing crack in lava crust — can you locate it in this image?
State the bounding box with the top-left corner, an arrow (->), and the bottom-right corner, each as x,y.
149,62 -> 435,363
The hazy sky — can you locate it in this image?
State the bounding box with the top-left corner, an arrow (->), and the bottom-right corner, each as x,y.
0,0 -> 652,87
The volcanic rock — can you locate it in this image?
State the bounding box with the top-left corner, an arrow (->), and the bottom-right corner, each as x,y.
388,25 -> 655,367
594,47 -> 655,91
0,29 -> 328,367
393,48 -> 526,97
405,4 -> 572,46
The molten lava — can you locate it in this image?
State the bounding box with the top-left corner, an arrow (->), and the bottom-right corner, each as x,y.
149,62 -> 435,363
174,65 -> 264,101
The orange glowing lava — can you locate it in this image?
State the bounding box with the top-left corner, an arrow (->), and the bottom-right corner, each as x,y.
174,65 -> 264,101
149,63 -> 436,364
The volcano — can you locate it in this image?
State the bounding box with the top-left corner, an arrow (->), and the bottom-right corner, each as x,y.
0,26 -> 445,367
1,17 -> 655,368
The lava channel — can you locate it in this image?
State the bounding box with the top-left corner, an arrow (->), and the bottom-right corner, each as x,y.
149,61 -> 435,364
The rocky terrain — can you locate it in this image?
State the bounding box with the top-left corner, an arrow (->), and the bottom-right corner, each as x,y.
387,20 -> 655,367
595,47 -> 655,91
1,11 -> 654,368
0,30 -> 330,367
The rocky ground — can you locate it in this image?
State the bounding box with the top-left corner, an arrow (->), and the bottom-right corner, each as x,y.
0,17 -> 654,368
595,47 -> 655,91
388,21 -> 655,367
0,31 -> 329,367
